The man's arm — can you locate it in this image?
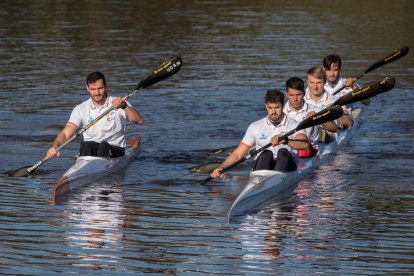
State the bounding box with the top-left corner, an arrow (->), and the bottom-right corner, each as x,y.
113,96 -> 143,125
271,133 -> 309,150
124,105 -> 143,125
45,123 -> 78,159
210,142 -> 252,179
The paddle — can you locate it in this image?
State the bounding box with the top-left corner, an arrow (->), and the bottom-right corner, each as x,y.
200,105 -> 344,185
7,56 -> 183,177
332,46 -> 408,96
332,76 -> 396,106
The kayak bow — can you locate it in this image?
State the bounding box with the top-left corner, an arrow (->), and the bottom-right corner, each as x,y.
53,138 -> 141,200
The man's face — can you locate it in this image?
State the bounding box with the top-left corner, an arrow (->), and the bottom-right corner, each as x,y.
307,74 -> 325,98
325,63 -> 340,83
265,102 -> 284,123
87,79 -> 106,104
286,87 -> 304,111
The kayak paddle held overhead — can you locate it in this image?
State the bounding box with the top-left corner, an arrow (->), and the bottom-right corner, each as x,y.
201,105 -> 344,185
333,46 -> 408,96
7,56 -> 183,177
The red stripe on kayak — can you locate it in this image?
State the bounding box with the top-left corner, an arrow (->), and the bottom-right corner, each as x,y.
54,176 -> 70,197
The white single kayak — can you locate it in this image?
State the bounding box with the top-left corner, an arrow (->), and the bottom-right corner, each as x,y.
228,109 -> 362,218
53,137 -> 141,200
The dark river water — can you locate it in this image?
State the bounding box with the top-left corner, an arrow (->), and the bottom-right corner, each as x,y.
1,1 -> 413,275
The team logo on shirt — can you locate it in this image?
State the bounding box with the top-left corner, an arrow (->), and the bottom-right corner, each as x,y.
106,110 -> 115,122
259,133 -> 267,140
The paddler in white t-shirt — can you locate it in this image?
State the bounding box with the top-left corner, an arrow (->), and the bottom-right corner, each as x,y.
323,54 -> 370,114
305,66 -> 353,131
45,71 -> 143,160
323,54 -> 358,96
283,77 -> 337,157
210,89 -> 309,180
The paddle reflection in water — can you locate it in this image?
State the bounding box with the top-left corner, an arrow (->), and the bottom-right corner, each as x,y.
54,175 -> 126,268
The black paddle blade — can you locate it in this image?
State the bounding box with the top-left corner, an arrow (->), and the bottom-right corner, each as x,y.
296,105 -> 343,131
377,76 -> 396,94
333,76 -> 396,107
332,81 -> 381,106
191,162 -> 222,174
136,56 -> 182,89
365,46 -> 409,74
6,166 -> 33,177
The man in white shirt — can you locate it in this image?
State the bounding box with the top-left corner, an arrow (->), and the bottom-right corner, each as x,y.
305,66 -> 353,130
323,54 -> 357,97
323,54 -> 370,107
210,90 -> 309,179
45,71 -> 143,159
283,77 -> 337,156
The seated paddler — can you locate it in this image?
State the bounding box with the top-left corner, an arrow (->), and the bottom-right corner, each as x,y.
210,89 -> 309,180
44,71 -> 143,160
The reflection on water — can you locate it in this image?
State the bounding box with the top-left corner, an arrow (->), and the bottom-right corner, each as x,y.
54,176 -> 126,270
0,0 -> 413,274
62,178 -> 124,244
236,179 -> 308,260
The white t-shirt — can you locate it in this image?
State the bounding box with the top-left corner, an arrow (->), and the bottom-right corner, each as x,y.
68,95 -> 130,148
304,88 -> 334,109
242,114 -> 305,159
304,89 -> 346,131
283,102 -> 320,146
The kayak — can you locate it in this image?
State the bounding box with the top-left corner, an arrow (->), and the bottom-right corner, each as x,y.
53,137 -> 141,199
228,109 -> 362,218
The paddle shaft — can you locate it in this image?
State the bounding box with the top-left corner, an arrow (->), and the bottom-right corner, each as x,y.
332,46 -> 409,96
200,147 -> 266,185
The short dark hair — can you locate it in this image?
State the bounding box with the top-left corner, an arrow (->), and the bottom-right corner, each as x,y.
265,89 -> 284,105
86,71 -> 106,87
323,54 -> 342,70
286,77 -> 304,93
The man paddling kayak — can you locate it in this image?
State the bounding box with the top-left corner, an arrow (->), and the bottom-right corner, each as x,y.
305,66 -> 353,131
283,77 -> 338,157
45,72 -> 143,159
323,54 -> 370,107
210,89 -> 309,179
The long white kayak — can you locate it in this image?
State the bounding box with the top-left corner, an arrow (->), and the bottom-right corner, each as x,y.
53,137 -> 141,200
228,109 -> 362,218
